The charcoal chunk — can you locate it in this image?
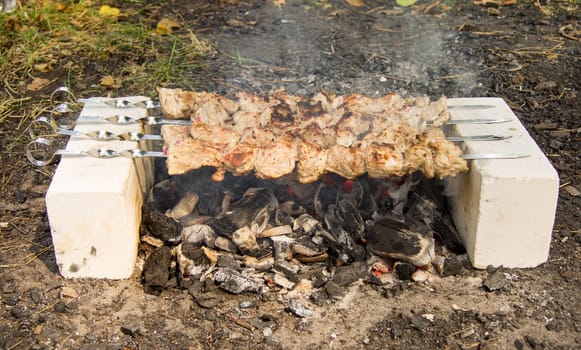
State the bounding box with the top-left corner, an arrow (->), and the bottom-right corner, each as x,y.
285,299 -> 313,318
142,246 -> 172,295
483,266 -> 508,292
214,268 -> 263,294
395,263 -> 416,281
332,261 -> 367,286
143,206 -> 182,243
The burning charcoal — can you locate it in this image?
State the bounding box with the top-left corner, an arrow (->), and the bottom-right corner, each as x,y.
314,182 -> 339,218
295,253 -> 329,263
243,256 -> 274,271
268,272 -> 296,290
411,269 -> 431,282
214,268 -> 264,294
349,178 -> 378,219
273,209 -> 294,226
256,225 -> 293,238
181,224 -> 216,247
176,243 -> 211,281
395,262 -> 416,281
382,174 -> 421,215
142,246 -> 172,295
406,187 -> 465,254
332,261 -> 367,286
141,235 -> 164,248
217,254 -> 241,269
255,240 -> 274,259
293,237 -> 324,257
279,201 -> 306,216
232,226 -> 260,256
215,236 -> 239,253
271,236 -> 294,261
167,191 -> 199,220
323,281 -> 346,301
365,215 -> 435,267
212,188 -> 278,238
311,234 -> 324,245
311,268 -> 332,288
336,199 -> 365,239
442,257 -> 465,277
147,179 -> 179,212
323,200 -> 364,263
292,214 -> 321,234
273,260 -> 300,282
201,246 -> 222,265
285,300 -> 313,318
142,205 -> 182,244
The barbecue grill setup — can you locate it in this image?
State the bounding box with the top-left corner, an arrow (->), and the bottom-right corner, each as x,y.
37,87 -> 558,282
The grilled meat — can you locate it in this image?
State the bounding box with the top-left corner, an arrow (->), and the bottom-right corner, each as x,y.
159,88 -> 467,181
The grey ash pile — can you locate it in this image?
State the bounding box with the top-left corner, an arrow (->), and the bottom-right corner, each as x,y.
139,168 -> 466,303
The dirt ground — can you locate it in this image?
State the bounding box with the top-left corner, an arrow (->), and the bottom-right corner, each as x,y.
0,0 -> 580,349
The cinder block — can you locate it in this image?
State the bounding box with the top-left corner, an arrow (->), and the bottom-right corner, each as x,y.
446,98 -> 559,268
45,97 -> 152,279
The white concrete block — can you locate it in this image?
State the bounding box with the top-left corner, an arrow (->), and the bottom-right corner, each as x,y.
45,97 -> 153,279
446,98 -> 559,268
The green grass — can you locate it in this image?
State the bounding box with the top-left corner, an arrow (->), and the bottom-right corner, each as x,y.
0,0 -> 211,97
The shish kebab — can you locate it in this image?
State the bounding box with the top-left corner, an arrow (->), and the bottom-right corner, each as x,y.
28,88 -> 530,182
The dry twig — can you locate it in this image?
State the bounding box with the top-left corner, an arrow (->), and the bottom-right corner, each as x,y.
559,24 -> 581,42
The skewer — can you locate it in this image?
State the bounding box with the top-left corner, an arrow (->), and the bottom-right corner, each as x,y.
26,137 -> 529,167
30,116 -> 511,143
447,105 -> 495,110
75,114 -> 512,127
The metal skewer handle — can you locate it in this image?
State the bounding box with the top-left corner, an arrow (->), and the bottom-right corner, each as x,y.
26,137 -> 167,166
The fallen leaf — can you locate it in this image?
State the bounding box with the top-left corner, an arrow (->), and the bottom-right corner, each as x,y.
33,63 -> 51,72
346,0 -> 364,6
100,75 -> 121,89
26,77 -> 50,92
563,185 -> 581,197
98,5 -> 121,17
156,18 -> 181,35
55,3 -> 68,12
474,0 -> 517,6
227,19 -> 245,27
396,0 -> 418,6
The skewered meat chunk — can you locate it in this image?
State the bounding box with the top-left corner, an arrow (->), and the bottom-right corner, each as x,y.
165,139 -> 222,176
366,142 -> 408,178
254,134 -> 298,179
158,87 -> 239,120
220,144 -> 256,175
297,140 -> 328,184
325,144 -> 366,180
190,123 -> 240,153
425,128 -> 468,177
157,87 -> 208,119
